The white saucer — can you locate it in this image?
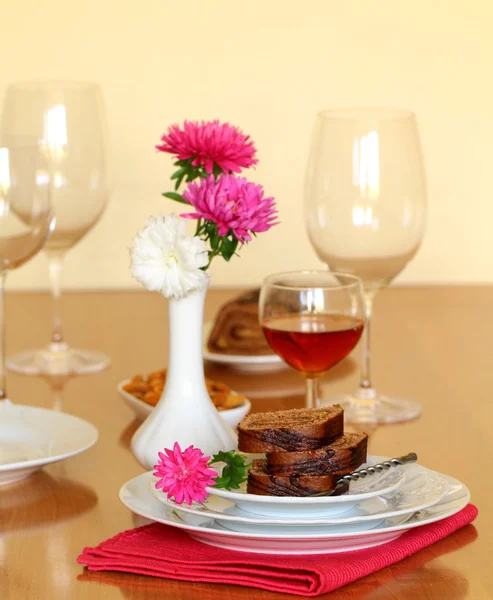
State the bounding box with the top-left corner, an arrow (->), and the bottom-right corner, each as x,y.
150,462 -> 449,529
0,400 -> 98,485
117,379 -> 251,428
119,471 -> 470,554
206,456 -> 405,517
202,322 -> 286,373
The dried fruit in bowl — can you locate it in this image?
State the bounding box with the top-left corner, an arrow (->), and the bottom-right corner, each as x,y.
123,369 -> 245,411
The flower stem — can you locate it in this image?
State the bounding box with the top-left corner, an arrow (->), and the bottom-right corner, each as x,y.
195,218 -> 204,236
205,247 -> 221,269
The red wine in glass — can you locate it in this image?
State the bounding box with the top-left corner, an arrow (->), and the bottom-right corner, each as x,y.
262,313 -> 364,377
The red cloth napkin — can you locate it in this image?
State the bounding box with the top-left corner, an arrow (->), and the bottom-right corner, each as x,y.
78,504 -> 477,597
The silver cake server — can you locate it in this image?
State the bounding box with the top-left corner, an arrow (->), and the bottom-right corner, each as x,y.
313,452 -> 418,496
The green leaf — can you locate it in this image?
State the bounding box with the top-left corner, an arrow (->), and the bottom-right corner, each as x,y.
209,450 -> 234,464
220,235 -> 239,261
209,228 -> 220,250
162,192 -> 189,205
213,163 -> 224,179
175,171 -> 187,190
170,167 -> 186,180
209,450 -> 248,491
213,475 -> 231,488
170,167 -> 188,191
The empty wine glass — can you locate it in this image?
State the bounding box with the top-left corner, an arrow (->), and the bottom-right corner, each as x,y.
259,271 -> 365,409
1,82 -> 111,376
305,108 -> 426,423
0,145 -> 54,399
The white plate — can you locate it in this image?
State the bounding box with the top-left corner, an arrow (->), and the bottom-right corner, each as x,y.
202,322 -> 286,373
118,379 -> 251,428
149,462 -> 449,529
0,400 -> 99,485
206,456 -> 405,517
119,471 -> 470,554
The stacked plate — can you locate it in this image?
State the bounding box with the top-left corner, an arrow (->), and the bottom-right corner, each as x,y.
119,456 -> 470,555
0,400 -> 99,485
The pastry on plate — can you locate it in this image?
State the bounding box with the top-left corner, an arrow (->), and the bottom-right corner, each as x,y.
246,459 -> 349,497
237,405 -> 344,453
266,431 -> 368,476
236,406 -> 368,497
207,289 -> 274,356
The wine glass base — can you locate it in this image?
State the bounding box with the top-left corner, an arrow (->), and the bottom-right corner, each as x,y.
6,344 -> 110,376
322,391 -> 422,424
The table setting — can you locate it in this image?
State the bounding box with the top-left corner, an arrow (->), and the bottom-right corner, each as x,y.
0,83 -> 108,491
0,84 -> 484,600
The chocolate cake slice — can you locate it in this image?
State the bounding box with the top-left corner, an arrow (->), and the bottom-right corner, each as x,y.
247,459 -> 349,497
207,289 -> 274,356
266,432 -> 368,476
237,405 -> 343,453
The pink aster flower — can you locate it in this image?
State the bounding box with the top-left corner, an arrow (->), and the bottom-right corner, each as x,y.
182,174 -> 278,243
153,442 -> 217,505
156,120 -> 258,174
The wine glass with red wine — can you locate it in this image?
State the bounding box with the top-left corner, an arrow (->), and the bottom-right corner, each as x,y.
259,271 -> 365,409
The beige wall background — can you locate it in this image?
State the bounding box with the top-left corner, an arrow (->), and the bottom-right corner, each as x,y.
1,0 -> 492,290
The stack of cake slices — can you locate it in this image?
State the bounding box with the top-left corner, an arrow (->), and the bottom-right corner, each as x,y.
237,405 -> 368,496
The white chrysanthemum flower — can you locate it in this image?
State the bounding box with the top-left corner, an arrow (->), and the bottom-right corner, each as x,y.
130,213 -> 209,299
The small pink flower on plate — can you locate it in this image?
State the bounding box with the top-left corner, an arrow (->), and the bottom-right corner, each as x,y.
156,120 -> 258,174
153,442 -> 217,505
182,174 -> 279,243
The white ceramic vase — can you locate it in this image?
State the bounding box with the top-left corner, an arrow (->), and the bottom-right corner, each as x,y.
131,285 -> 238,470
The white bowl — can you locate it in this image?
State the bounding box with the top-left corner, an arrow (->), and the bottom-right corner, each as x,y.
0,400 -> 99,485
206,456 -> 406,518
117,379 -> 251,429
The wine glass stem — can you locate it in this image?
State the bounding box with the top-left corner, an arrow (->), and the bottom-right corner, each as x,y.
360,292 -> 374,391
306,376 -> 320,409
48,252 -> 65,345
0,272 -> 7,399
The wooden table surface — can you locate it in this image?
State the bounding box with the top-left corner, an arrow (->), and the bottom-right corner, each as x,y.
0,287 -> 491,600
